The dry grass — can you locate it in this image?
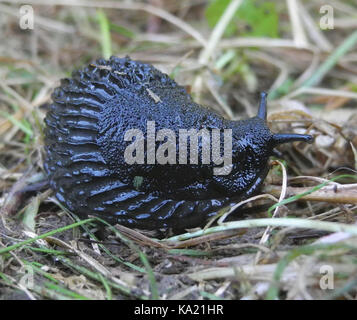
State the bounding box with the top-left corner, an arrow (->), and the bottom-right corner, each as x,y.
0,0 -> 357,300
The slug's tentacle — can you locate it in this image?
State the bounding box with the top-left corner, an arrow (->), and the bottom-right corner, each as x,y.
272,133 -> 314,146
257,91 -> 268,120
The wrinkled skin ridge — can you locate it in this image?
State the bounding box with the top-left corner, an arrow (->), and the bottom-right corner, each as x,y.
44,56 -> 308,233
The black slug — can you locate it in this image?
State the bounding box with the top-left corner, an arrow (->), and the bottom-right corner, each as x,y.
44,56 -> 313,233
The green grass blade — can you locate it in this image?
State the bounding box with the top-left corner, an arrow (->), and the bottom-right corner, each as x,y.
301,30 -> 357,88
97,9 -> 112,59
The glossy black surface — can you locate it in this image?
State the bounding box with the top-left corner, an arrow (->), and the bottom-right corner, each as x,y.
44,56 -> 312,232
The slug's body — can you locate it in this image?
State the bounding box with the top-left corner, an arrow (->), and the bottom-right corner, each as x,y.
44,56 -> 312,232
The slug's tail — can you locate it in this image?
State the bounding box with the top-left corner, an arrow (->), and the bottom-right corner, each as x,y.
257,91 -> 314,146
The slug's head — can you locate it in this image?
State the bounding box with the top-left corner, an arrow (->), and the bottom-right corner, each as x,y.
232,92 -> 313,159
225,92 -> 313,196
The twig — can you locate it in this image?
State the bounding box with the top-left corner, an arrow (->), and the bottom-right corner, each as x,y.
259,162 -> 287,240
286,0 -> 308,48
218,37 -> 315,50
217,194 -> 280,225
203,76 -> 234,119
198,0 -> 243,65
255,161 -> 287,264
264,183 -> 357,204
285,87 -> 357,100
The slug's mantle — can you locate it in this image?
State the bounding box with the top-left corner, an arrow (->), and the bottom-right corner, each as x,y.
44,56 -> 313,232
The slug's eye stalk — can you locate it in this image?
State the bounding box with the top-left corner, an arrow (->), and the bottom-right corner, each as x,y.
257,91 -> 268,120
